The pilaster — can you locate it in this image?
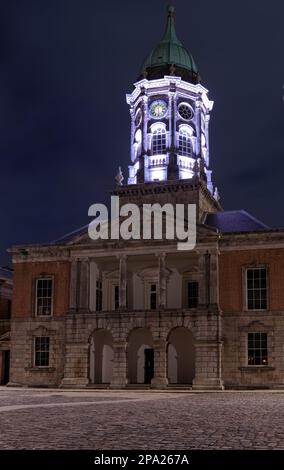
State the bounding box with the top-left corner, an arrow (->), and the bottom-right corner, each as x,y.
151,338 -> 168,388
110,341 -> 128,388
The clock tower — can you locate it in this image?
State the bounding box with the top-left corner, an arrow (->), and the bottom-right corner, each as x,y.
126,5 -> 215,198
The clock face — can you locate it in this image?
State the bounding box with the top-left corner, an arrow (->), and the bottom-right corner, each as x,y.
150,100 -> 167,119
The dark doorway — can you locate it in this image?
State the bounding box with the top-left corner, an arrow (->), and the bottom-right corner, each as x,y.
144,348 -> 154,384
2,351 -> 10,385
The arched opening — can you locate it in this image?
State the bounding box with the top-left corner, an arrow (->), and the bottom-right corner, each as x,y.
167,327 -> 195,384
127,328 -> 154,384
89,330 -> 114,385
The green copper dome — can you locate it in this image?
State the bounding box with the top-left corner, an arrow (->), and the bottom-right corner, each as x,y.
140,5 -> 200,84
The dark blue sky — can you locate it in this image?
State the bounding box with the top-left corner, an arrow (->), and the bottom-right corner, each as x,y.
0,0 -> 284,266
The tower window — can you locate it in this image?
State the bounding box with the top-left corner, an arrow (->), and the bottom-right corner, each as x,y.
179,128 -> 192,157
178,103 -> 193,121
152,127 -> 166,155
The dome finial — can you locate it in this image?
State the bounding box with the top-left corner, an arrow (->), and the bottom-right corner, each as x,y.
139,3 -> 199,84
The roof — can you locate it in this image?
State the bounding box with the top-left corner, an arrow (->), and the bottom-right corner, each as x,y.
52,224 -> 89,244
140,5 -> 199,83
205,210 -> 270,233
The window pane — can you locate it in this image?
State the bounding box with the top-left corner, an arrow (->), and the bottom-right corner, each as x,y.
187,281 -> 198,308
96,280 -> 102,311
150,284 -> 157,310
114,285 -> 119,310
246,268 -> 267,310
247,333 -> 268,366
152,128 -> 166,155
36,278 -> 53,316
178,130 -> 192,157
35,337 -> 50,367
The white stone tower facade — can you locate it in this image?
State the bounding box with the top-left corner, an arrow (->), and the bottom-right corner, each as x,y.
127,6 -> 214,196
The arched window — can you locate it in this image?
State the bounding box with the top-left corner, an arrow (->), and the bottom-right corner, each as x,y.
152,127 -> 166,155
179,128 -> 192,157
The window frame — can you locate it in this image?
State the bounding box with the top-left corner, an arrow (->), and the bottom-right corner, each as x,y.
96,279 -> 103,311
247,332 -> 268,367
178,128 -> 192,157
149,283 -> 158,310
151,126 -> 167,156
114,284 -> 120,310
244,266 -> 269,312
35,276 -> 54,317
187,280 -> 199,309
34,336 -> 50,368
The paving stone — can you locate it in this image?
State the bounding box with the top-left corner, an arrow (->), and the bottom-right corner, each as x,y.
0,388 -> 284,449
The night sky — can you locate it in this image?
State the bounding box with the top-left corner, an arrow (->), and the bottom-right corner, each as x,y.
0,0 -> 283,266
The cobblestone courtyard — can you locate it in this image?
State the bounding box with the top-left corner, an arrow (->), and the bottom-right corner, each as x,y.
0,387 -> 284,449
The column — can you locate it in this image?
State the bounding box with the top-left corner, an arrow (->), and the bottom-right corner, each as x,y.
79,258 -> 90,311
130,105 -> 135,162
142,93 -> 148,155
60,343 -> 89,388
110,341 -> 128,388
89,260 -> 99,312
158,253 -> 167,309
204,114 -> 210,167
197,250 -> 207,306
195,99 -> 201,159
119,254 -> 127,309
192,341 -> 224,390
69,258 -> 79,311
151,339 -> 168,388
167,84 -> 178,180
168,91 -> 173,150
209,249 -> 219,306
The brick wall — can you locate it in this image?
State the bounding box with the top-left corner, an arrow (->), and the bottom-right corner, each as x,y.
219,249 -> 284,313
12,261 -> 70,318
220,248 -> 284,387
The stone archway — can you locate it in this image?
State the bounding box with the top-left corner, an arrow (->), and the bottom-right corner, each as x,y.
89,330 -> 114,384
167,327 -> 195,384
127,328 -> 154,384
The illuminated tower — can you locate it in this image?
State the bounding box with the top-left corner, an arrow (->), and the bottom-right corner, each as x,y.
127,5 -> 214,196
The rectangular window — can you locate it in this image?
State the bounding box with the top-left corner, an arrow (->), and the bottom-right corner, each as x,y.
34,337 -> 50,367
114,285 -> 119,310
187,281 -> 199,308
150,284 -> 157,310
36,278 -> 53,316
96,280 -> 102,311
248,333 -> 268,366
246,267 -> 267,310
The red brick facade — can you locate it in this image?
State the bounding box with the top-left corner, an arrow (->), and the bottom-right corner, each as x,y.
12,261 -> 70,318
219,248 -> 284,313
